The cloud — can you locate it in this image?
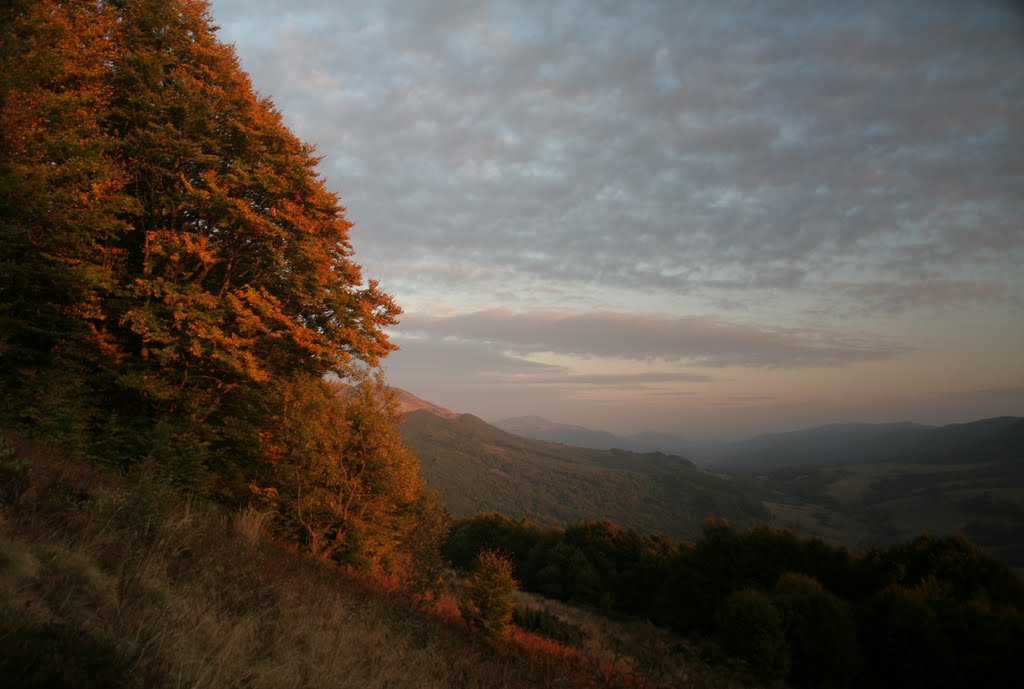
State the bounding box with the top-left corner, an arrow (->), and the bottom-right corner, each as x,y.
210,0 -> 1024,319
205,0 -> 1024,436
384,335 -> 560,383
819,280 -> 1009,316
399,309 -> 911,368
522,371 -> 714,386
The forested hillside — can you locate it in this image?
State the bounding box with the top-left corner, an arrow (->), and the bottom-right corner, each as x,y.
401,408 -> 770,540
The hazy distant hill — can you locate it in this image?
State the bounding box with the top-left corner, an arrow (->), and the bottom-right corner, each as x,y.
711,416 -> 1024,470
494,415 -> 694,456
401,409 -> 769,541
493,416 -> 624,450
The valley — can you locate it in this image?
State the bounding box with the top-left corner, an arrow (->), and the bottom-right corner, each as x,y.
401,392 -> 1024,568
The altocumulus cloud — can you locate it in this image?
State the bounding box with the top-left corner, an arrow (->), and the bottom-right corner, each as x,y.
399,309 -> 912,368
210,0 -> 1024,318
207,0 -> 1024,432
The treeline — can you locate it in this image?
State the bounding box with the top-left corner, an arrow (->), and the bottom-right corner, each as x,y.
444,513 -> 1024,689
1,0 -> 438,570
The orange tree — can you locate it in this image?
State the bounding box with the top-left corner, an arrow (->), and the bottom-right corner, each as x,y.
0,0 -> 432,570
251,376 -> 424,569
2,0 -> 400,488
0,0 -> 130,445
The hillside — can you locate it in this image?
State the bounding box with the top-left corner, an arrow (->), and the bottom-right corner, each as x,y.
417,403 -> 1024,568
401,409 -> 770,541
394,389 -> 461,419
0,435 -> 753,689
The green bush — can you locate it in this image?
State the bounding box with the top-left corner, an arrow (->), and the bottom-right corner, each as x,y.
459,549 -> 518,637
714,588 -> 789,686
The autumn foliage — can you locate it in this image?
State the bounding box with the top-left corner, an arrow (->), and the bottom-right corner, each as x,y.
0,0 -> 427,569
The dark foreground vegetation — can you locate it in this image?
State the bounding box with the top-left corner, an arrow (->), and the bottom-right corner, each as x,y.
445,512 -> 1024,689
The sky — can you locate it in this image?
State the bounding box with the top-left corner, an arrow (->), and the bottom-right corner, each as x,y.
208,0 -> 1024,441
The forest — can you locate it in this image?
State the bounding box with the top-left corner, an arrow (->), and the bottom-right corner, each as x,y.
444,513 -> 1024,689
2,2 -> 1023,688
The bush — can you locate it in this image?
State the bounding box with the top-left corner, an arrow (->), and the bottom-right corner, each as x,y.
773,573 -> 860,689
513,606 -> 587,648
714,588 -> 789,686
459,549 -> 518,637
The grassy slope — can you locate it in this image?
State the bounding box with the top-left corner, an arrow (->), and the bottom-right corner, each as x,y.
401,410 -> 770,540
0,434 -> 752,689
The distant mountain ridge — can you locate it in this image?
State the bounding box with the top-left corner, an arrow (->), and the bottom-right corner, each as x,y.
493,415 -> 694,456
493,412 -> 1024,470
712,416 -> 1024,470
397,389 -> 1024,565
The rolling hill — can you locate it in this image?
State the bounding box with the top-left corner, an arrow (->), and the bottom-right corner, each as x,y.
400,408 -> 770,541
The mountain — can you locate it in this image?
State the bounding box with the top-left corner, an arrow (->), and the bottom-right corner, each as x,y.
493,416 -> 624,450
404,393 -> 1024,566
493,415 -> 694,456
394,388 -> 460,419
401,408 -> 769,541
711,417 -> 1024,470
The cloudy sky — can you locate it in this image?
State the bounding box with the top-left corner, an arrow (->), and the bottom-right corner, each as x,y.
209,0 -> 1024,440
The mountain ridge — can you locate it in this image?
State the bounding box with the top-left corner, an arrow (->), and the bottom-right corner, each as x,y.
489,411 -> 1024,469
393,388 -> 460,419
493,415 -> 694,456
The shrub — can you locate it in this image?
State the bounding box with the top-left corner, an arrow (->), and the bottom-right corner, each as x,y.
459,549 -> 518,637
513,606 -> 587,648
714,588 -> 789,686
773,573 -> 860,689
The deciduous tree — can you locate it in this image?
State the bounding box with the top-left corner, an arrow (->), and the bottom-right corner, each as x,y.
251,376 -> 422,569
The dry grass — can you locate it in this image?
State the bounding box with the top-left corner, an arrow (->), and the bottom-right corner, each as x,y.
13,428 -> 1019,688
0,434 -> 691,689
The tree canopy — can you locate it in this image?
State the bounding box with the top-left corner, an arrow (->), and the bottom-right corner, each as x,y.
1,0 -> 423,567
